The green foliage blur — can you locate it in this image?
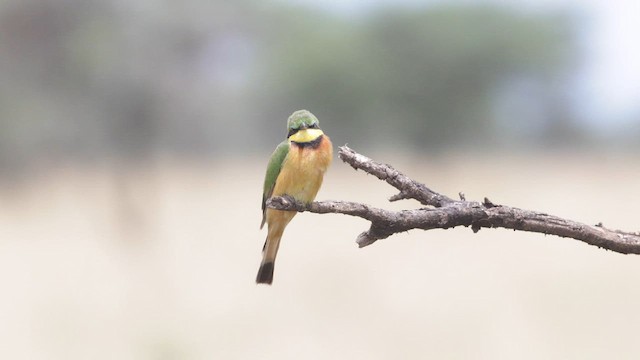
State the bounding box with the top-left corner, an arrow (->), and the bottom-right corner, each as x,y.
0,0 -> 618,172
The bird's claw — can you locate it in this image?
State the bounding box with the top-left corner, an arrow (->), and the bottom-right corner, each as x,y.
282,195 -> 297,204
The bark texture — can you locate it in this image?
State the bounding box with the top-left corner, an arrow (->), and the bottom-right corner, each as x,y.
267,146 -> 640,254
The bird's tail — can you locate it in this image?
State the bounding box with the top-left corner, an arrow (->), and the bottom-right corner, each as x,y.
256,260 -> 275,284
256,228 -> 283,285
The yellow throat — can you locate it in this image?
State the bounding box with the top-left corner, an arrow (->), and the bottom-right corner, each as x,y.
288,128 -> 324,143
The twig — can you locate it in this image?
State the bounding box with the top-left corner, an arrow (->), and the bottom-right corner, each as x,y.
338,146 -> 454,207
267,146 -> 640,254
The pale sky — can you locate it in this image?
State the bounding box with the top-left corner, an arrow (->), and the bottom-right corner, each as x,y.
282,0 -> 640,130
578,0 -> 640,128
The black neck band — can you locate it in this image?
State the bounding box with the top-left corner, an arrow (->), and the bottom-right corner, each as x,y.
292,135 -> 323,149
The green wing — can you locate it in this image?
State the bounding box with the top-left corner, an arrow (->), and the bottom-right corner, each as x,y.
261,140 -> 290,228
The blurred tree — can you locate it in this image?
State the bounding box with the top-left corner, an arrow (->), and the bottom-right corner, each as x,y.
260,5 -> 577,151
0,0 -> 594,174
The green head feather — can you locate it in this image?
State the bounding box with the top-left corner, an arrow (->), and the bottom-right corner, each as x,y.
287,110 -> 320,136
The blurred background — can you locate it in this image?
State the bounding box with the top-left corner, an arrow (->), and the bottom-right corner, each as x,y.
0,0 -> 639,359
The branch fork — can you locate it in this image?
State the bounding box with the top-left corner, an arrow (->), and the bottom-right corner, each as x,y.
266,146 -> 640,254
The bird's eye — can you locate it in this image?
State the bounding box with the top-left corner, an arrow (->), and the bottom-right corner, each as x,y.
287,127 -> 299,138
309,123 -> 318,129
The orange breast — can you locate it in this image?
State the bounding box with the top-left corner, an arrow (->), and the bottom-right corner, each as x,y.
271,135 -> 333,203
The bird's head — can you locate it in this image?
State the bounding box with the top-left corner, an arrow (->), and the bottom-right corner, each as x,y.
286,109 -> 324,143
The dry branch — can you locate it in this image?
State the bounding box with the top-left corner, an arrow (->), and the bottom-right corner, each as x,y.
266,146 -> 640,254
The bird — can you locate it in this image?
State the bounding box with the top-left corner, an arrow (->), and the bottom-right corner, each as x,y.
256,110 -> 333,285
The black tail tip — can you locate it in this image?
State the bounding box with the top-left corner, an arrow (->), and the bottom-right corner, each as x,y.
256,262 -> 275,285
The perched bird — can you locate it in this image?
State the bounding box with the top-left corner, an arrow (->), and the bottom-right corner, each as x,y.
257,110 -> 333,285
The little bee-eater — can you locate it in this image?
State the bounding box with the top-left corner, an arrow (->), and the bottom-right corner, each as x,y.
257,110 -> 333,285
